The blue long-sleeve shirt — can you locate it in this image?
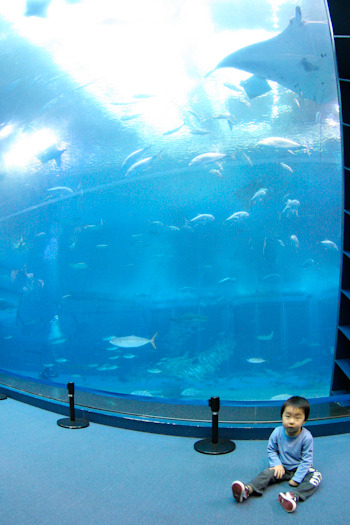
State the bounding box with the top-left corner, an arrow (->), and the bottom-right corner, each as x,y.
267,426 -> 313,483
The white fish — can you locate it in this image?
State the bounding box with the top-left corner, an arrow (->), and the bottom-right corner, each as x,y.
247,358 -> 266,364
225,211 -> 249,221
290,234 -> 300,249
120,113 -> 141,121
163,123 -> 184,136
258,137 -> 301,149
270,393 -> 292,401
209,169 -> 223,178
251,188 -> 267,202
223,82 -> 242,92
147,368 -> 162,374
148,221 -> 164,233
111,100 -> 138,106
242,152 -> 253,167
84,223 -> 103,231
131,390 -> 154,396
280,162 -> 293,173
125,156 -> 153,177
181,388 -> 202,397
208,7 -> 336,104
69,262 -> 88,270
289,358 -> 312,369
189,214 -> 215,224
55,358 -> 68,363
320,239 -> 338,251
12,235 -> 25,250
212,112 -> 234,121
122,147 -> 150,168
256,331 -> 274,341
189,127 -> 211,135
133,93 -> 154,99
99,364 -> 119,371
188,153 -> 227,167
213,114 -> 235,131
218,277 -> 237,284
283,199 -> 300,216
178,286 -> 196,293
47,186 -> 73,194
110,332 -> 158,349
261,273 -> 281,282
97,365 -> 119,371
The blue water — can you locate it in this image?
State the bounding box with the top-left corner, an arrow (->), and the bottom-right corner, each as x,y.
0,0 -> 342,401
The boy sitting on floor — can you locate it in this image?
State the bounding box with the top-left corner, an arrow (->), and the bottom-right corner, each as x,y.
232,396 -> 322,513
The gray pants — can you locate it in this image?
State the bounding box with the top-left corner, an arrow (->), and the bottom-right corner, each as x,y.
248,467 -> 322,501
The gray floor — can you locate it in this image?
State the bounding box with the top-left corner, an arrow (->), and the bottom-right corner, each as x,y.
1,397 -> 349,525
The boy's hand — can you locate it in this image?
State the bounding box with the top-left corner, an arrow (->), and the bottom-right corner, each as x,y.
289,479 -> 299,487
270,465 -> 285,479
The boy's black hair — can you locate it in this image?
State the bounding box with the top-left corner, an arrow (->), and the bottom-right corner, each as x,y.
280,396 -> 310,421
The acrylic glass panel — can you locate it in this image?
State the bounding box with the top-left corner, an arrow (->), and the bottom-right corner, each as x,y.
0,0 -> 342,401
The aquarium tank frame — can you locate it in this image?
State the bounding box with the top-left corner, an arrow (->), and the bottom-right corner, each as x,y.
0,0 -> 350,438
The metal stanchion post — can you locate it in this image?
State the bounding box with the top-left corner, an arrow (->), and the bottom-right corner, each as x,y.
194,396 -> 235,455
57,382 -> 89,429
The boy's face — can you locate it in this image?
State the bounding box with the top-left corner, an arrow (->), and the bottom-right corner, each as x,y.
282,406 -> 306,437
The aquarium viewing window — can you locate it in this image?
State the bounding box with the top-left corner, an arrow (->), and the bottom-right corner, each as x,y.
0,0 -> 343,413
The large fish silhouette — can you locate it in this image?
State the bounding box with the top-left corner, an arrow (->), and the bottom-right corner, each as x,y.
25,0 -> 53,17
207,6 -> 336,104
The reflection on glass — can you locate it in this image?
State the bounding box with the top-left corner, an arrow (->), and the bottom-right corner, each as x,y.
0,0 -> 342,402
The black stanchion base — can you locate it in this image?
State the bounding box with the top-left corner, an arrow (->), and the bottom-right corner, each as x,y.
194,438 -> 236,455
57,417 -> 89,429
0,393 -> 7,400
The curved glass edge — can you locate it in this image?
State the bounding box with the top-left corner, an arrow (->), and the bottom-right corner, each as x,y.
325,0 -> 346,392
1,369 -> 350,426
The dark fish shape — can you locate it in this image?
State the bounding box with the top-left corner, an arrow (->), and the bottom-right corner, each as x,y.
239,75 -> 272,99
25,0 -> 52,18
37,145 -> 66,166
0,298 -> 17,310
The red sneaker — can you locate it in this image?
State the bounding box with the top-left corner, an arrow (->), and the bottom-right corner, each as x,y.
278,492 -> 297,512
231,481 -> 249,503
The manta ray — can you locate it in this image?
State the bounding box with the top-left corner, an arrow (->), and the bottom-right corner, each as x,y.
207,6 -> 336,104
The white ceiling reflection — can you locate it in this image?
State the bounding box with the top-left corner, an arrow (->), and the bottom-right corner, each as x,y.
0,0 -> 276,133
